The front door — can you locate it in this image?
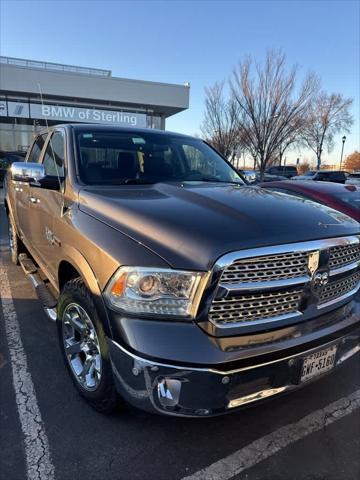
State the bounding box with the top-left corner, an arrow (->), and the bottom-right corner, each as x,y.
27,130 -> 65,281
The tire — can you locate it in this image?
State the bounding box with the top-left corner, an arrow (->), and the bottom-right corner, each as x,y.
8,215 -> 22,265
57,278 -> 119,413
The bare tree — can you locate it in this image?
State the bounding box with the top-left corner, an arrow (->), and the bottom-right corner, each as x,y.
277,128 -> 300,166
231,51 -> 318,179
301,92 -> 353,167
201,81 -> 241,160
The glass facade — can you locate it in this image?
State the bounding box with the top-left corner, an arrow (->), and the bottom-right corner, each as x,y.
146,115 -> 162,129
0,122 -> 40,152
1,57 -> 189,153
0,114 -> 163,152
0,94 -> 164,152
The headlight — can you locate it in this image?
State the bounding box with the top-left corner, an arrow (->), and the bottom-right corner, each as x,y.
103,267 -> 209,318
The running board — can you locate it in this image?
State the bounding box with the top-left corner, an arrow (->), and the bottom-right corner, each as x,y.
18,254 -> 58,322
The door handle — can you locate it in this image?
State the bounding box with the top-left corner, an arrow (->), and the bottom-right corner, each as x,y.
29,196 -> 39,204
15,186 -> 23,192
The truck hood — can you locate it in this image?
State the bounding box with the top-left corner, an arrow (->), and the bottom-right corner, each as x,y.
78,183 -> 359,271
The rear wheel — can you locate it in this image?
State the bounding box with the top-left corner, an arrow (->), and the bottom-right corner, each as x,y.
57,278 -> 119,413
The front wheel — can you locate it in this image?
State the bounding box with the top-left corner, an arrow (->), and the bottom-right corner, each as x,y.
57,278 -> 119,413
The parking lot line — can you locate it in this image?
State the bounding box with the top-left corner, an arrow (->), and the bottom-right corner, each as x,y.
0,259 -> 55,480
182,388 -> 360,480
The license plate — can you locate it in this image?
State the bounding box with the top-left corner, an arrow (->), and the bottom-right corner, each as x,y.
300,345 -> 337,383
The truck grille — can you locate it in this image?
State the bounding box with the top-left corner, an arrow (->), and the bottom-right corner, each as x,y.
319,270 -> 360,306
329,243 -> 360,270
220,252 -> 308,284
209,236 -> 360,330
209,289 -> 302,325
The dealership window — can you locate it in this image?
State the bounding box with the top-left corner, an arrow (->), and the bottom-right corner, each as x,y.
146,115 -> 162,129
0,122 -> 34,152
42,131 -> 65,177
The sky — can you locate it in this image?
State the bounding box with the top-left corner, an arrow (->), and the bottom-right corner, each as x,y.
1,0 -> 359,166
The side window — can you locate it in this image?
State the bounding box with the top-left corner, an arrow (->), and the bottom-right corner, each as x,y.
330,172 -> 343,181
28,134 -> 48,163
42,131 -> 65,177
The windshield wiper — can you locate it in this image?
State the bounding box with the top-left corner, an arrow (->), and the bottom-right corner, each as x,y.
86,178 -> 155,186
188,178 -> 243,185
122,178 -> 155,185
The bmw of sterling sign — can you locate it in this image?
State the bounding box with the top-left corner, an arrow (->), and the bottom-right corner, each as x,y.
31,103 -> 146,127
6,101 -> 146,127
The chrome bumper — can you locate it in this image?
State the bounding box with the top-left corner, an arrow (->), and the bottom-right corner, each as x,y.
108,327 -> 360,417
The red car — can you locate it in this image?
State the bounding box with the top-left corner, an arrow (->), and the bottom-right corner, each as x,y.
259,180 -> 360,222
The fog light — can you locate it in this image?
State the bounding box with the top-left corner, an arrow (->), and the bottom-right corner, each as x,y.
194,409 -> 210,416
157,378 -> 182,407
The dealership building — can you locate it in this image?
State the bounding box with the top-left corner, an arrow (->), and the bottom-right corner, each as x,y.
0,56 -> 190,152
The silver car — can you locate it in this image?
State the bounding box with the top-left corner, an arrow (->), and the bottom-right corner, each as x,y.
346,172 -> 360,186
238,169 -> 256,183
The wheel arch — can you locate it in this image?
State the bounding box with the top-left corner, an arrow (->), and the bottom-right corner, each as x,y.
58,260 -> 82,291
57,250 -> 113,338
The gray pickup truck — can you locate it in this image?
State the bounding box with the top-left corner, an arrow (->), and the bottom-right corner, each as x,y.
5,124 -> 360,417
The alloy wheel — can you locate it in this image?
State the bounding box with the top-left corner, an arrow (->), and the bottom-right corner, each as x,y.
62,303 -> 102,391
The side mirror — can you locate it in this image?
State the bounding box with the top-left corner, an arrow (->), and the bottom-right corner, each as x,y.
11,162 -> 45,183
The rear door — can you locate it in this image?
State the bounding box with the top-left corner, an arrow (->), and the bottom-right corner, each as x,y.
13,134 -> 48,243
27,130 -> 65,279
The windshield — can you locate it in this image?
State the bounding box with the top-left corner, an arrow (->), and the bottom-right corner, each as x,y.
75,130 -> 244,186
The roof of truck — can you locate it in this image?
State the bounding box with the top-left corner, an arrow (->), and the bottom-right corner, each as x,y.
39,123 -> 195,140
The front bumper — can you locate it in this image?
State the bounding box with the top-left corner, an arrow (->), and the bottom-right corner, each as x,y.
108,323 -> 360,417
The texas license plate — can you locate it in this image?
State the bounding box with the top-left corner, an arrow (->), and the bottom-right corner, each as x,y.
300,345 -> 337,383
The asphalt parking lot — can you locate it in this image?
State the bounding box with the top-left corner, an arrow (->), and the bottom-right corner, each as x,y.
0,196 -> 359,480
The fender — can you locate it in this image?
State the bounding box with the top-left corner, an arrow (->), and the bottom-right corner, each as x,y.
58,247 -> 114,338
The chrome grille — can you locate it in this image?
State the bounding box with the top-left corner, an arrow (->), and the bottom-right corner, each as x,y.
319,271 -> 360,306
220,252 -> 308,284
209,290 -> 302,325
209,236 -> 360,329
329,243 -> 360,270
